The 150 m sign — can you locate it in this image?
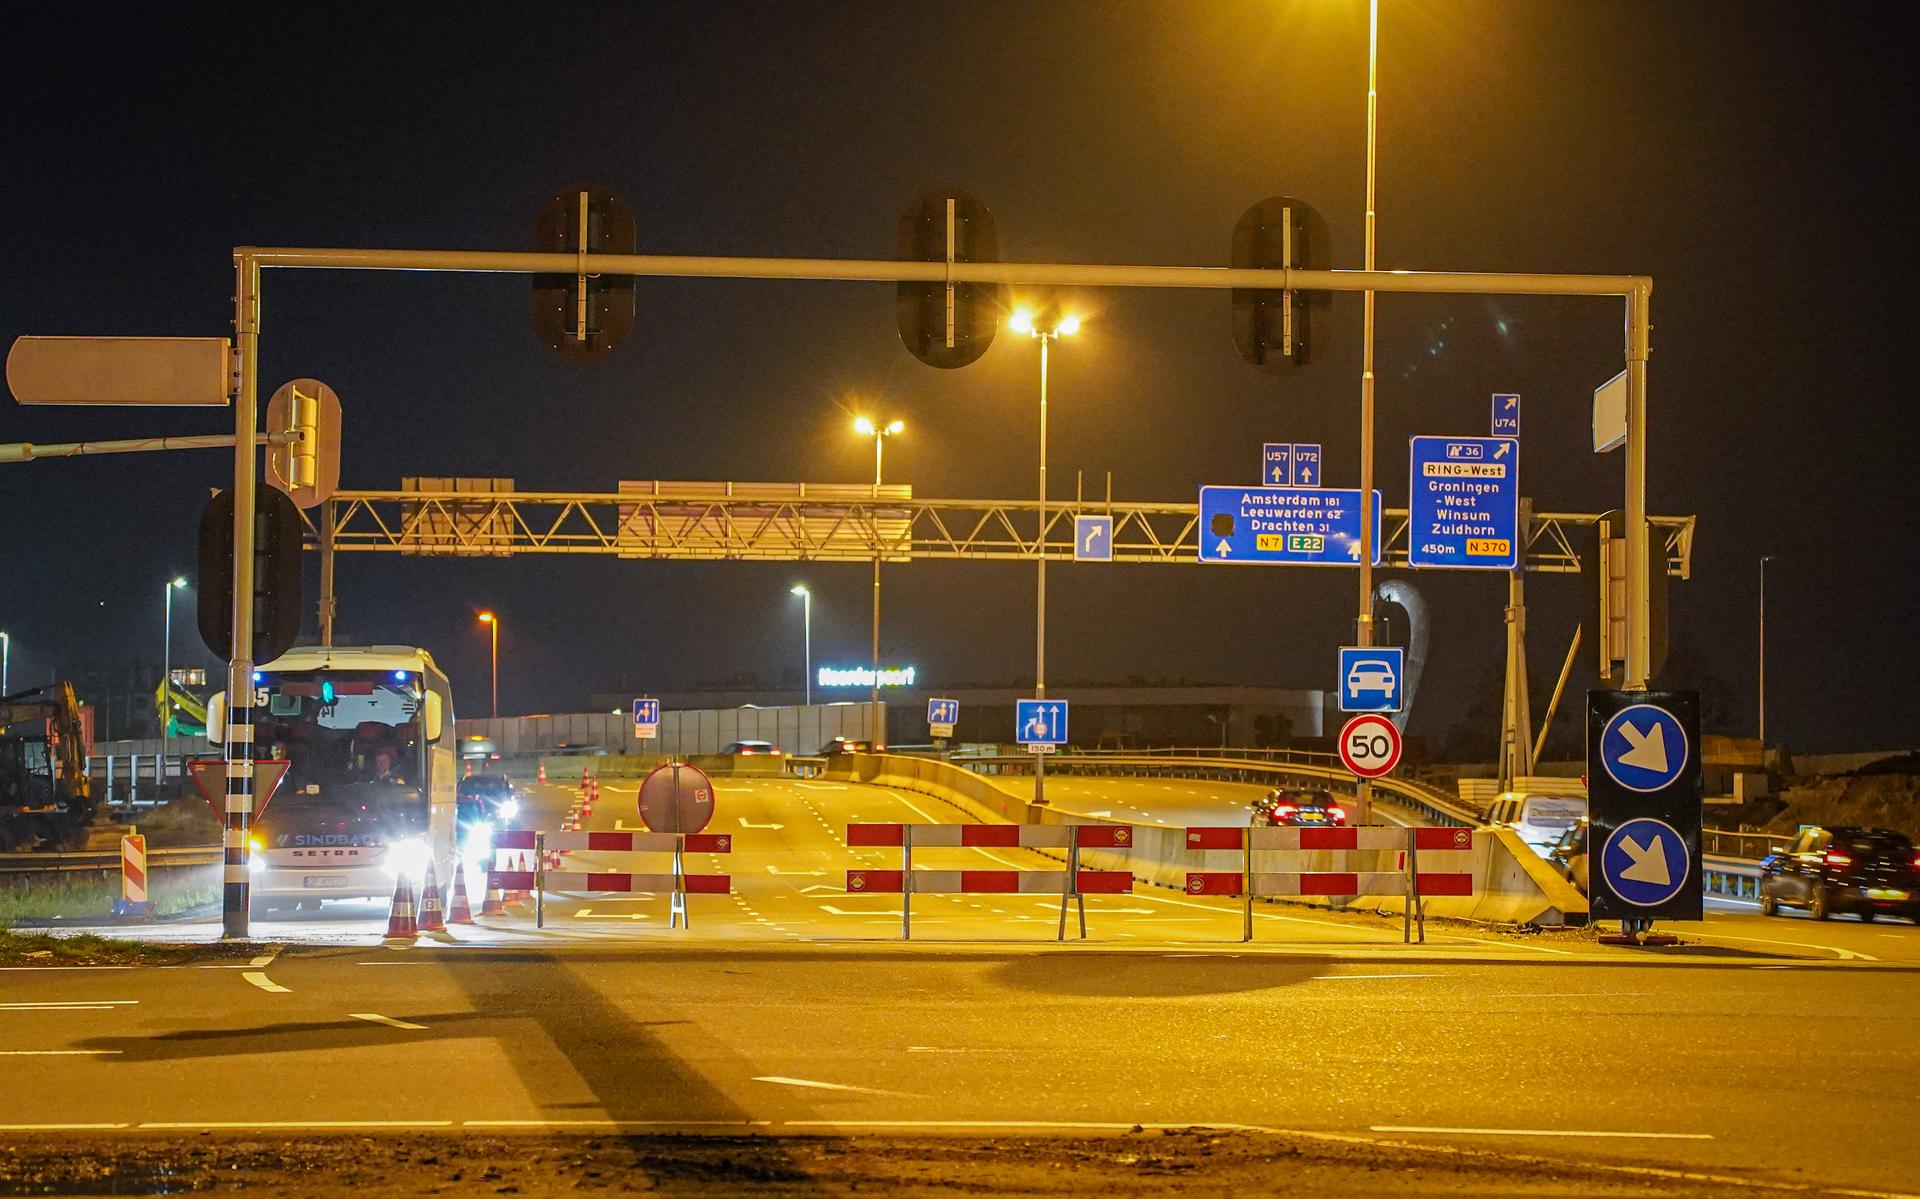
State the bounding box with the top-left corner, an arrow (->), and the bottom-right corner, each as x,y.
1338,713 -> 1403,779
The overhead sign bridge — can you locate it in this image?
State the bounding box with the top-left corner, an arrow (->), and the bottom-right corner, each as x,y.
302,481 -> 1694,576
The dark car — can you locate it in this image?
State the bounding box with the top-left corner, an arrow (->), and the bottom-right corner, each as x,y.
1548,819 -> 1589,894
1759,825 -> 1920,922
1253,788 -> 1348,827
458,774 -> 522,824
817,738 -> 873,756
722,740 -> 784,756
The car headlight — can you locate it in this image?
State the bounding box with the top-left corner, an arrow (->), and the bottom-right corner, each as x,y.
383,837 -> 431,879
461,823 -> 494,866
496,799 -> 520,820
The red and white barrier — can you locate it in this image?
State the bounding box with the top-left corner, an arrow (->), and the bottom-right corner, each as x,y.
489,827 -> 730,929
491,870 -> 731,893
1182,825 -> 1476,943
110,833 -> 155,920
845,822 -> 1135,940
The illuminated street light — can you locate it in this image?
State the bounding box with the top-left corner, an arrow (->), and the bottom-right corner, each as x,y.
790,585 -> 812,706
855,416 -> 905,747
1008,308 -> 1081,806
478,611 -> 499,719
162,577 -> 188,768
0,630 -> 9,697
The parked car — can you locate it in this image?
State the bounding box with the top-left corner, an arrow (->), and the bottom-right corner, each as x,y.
1485,792 -> 1586,858
1252,788 -> 1347,827
816,738 -> 873,756
1759,826 -> 1920,922
722,740 -> 784,757
1547,819 -> 1589,894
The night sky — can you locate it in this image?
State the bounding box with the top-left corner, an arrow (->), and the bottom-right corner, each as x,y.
1,3 -> 1907,752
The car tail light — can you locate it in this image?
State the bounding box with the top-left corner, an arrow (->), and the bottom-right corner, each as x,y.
1912,853 -> 1920,870
1823,851 -> 1853,868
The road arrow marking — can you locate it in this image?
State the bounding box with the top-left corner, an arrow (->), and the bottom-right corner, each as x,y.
1617,721 -> 1669,773
1619,834 -> 1671,886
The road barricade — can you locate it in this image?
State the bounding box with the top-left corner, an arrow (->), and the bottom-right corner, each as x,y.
1184,825 -> 1476,943
845,822 -> 1134,940
492,828 -> 731,929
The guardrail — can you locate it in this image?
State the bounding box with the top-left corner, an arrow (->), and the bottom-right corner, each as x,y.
1068,746 -> 1344,766
1703,828 -> 1781,858
954,753 -> 1482,828
785,756 -> 829,779
1703,853 -> 1763,900
0,846 -> 220,876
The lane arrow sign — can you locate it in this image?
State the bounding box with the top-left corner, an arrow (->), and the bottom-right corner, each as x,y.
1617,721 -> 1669,773
1619,833 -> 1672,886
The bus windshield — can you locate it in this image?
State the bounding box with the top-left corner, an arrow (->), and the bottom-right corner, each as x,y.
253,670 -> 429,844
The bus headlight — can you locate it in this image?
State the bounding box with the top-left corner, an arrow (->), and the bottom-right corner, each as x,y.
461,823 -> 494,867
248,838 -> 266,874
383,838 -> 430,880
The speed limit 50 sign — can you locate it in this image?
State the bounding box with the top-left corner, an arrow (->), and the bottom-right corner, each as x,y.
1338,713 -> 1403,779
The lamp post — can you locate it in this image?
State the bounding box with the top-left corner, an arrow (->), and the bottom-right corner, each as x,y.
790,585 -> 812,706
162,577 -> 187,769
854,416 -> 904,748
1,630 -> 9,697
1009,307 -> 1081,806
1759,555 -> 1774,757
1350,0 -> 1382,826
477,612 -> 499,719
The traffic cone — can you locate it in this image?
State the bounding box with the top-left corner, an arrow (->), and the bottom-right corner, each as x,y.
480,865 -> 508,916
506,850 -> 532,901
384,873 -> 418,940
448,860 -> 476,925
581,766 -> 591,793
538,762 -> 547,783
464,760 -> 472,779
418,860 -> 448,933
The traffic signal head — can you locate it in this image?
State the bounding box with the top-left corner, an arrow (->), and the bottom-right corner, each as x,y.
532,186 -> 637,362
897,190 -> 1004,369
1231,196 -> 1330,372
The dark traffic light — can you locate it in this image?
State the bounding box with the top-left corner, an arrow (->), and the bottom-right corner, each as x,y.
532,186 -> 637,362
897,190 -> 1004,369
1231,196 -> 1329,371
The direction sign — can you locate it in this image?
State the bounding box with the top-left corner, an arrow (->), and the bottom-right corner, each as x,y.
1406,435 -> 1519,570
1292,443 -> 1322,487
637,762 -> 715,834
1016,699 -> 1069,747
632,697 -> 660,740
927,697 -> 959,739
1587,689 -> 1702,922
1073,515 -> 1113,562
1262,443 -> 1292,485
1491,393 -> 1521,437
1197,486 -> 1383,566
1598,817 -> 1691,909
1337,714 -> 1402,778
1337,645 -> 1404,713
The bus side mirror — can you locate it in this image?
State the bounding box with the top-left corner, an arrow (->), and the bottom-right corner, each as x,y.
205,692 -> 227,746
423,691 -> 445,742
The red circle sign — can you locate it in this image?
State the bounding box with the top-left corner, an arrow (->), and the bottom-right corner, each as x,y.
637,762 -> 716,834
1338,714 -> 1403,779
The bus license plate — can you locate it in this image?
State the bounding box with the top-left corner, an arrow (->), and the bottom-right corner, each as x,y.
303,876 -> 349,889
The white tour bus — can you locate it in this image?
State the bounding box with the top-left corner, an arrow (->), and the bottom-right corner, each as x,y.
208,645 -> 457,910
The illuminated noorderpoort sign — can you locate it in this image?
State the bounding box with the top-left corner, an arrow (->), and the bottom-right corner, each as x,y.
817,666 -> 917,688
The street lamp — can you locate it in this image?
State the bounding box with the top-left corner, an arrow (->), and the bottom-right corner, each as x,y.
1350,0 -> 1383,826
1,630 -> 9,697
1009,306 -> 1081,806
477,612 -> 499,719
790,585 -> 812,706
162,577 -> 187,769
854,416 -> 904,747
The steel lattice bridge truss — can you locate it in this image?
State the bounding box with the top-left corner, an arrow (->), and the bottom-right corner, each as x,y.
305,482 -> 1692,576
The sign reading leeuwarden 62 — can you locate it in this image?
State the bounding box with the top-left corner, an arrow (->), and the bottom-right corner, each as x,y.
1586,689 -> 1703,922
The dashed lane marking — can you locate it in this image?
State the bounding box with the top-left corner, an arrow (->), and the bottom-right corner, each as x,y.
0,1000 -> 139,1011
1371,1125 -> 1712,1141
350,1013 -> 428,1030
242,972 -> 290,994
0,1049 -> 124,1056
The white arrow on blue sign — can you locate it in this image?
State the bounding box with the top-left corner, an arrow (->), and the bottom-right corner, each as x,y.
1491,394 -> 1521,437
1198,486 -> 1383,566
633,698 -> 660,725
1406,435 -> 1519,570
1073,514 -> 1113,562
927,698 -> 959,726
1292,444 -> 1321,487
1599,816 -> 1691,907
1016,699 -> 1069,746
1599,703 -> 1690,793
1262,443 -> 1292,485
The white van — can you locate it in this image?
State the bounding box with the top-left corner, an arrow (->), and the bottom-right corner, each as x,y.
1486,792 -> 1587,858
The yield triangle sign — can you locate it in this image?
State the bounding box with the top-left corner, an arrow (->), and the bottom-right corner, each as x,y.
190,759 -> 291,818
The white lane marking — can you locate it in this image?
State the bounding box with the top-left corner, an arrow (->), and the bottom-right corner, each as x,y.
796,782 -> 848,791
350,1012 -> 428,1030
797,884 -> 840,894
752,1076 -> 904,1096
1311,974 -> 1444,981
0,1000 -> 139,1010
0,966 -> 134,972
248,951 -> 281,968
0,1122 -> 130,1130
356,961 -> 432,966
1684,930 -> 1878,961
739,817 -> 784,829
0,1049 -> 124,1056
242,972 -> 290,994
1371,1125 -> 1712,1141
465,1119 -> 773,1128
138,1121 -> 455,1130
766,866 -> 825,876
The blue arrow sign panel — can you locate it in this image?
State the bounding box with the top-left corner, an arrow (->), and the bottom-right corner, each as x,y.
1491,393 -> 1521,437
927,698 -> 959,726
1197,487 -> 1383,566
1016,699 -> 1069,746
632,698 -> 659,725
1261,443 -> 1292,485
1292,443 -> 1322,487
1338,645 -> 1404,713
1599,703 -> 1690,793
1406,435 -> 1519,570
1073,514 -> 1113,562
1599,816 -> 1690,908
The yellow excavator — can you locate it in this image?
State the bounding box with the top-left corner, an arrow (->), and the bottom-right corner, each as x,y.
153,676 -> 208,740
0,682 -> 98,852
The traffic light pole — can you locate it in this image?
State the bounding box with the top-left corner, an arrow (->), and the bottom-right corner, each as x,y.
223,255 -> 261,940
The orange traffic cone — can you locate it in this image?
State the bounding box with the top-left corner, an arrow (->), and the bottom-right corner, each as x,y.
417,860 -> 448,933
581,766 -> 591,792
447,860 -> 476,925
538,762 -> 547,783
480,865 -> 507,916
464,759 -> 472,779
384,873 -> 418,940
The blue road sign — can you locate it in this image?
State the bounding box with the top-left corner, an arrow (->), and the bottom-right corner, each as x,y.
1599,703 -> 1690,793
1337,645 -> 1404,713
1292,444 -> 1322,487
1073,514 -> 1114,562
1197,486 -> 1383,567
632,698 -> 660,726
1262,443 -> 1292,485
1599,816 -> 1691,908
1016,699 -> 1069,746
1406,435 -> 1519,570
927,698 -> 959,726
1491,394 -> 1521,437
